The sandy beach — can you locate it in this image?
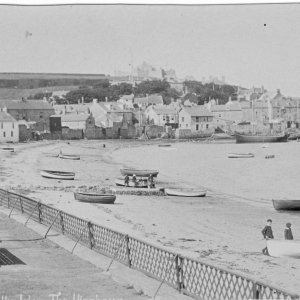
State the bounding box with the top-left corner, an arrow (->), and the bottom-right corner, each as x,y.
1,139 -> 300,296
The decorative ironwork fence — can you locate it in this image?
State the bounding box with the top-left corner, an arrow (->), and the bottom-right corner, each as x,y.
0,188 -> 298,300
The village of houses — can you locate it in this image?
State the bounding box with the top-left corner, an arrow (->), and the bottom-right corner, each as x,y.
0,86 -> 300,144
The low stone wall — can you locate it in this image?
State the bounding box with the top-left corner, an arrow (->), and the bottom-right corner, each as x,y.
62,128 -> 83,140
175,128 -> 212,139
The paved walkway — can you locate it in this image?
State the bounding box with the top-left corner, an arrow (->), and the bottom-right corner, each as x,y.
0,212 -> 147,300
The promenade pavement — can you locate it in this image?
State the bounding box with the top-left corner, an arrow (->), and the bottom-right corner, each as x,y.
0,211 -> 148,300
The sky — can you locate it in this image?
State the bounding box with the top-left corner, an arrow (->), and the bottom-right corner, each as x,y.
0,3 -> 300,95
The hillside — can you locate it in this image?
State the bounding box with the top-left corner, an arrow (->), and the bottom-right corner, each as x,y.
0,86 -> 79,100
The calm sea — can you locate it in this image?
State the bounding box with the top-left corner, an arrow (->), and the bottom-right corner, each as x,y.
112,141 -> 300,201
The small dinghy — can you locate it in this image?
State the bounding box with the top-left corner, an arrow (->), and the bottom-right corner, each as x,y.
158,144 -> 171,147
40,170 -> 75,180
120,168 -> 159,177
74,192 -> 116,204
59,154 -> 80,160
272,199 -> 300,210
115,178 -> 148,188
227,153 -> 254,158
165,188 -> 206,197
267,240 -> 300,258
1,147 -> 14,152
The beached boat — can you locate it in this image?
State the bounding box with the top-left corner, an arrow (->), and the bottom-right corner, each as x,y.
40,170 -> 75,180
1,147 -> 14,152
227,153 -> 254,158
165,188 -> 206,197
158,144 -> 172,147
59,154 -> 80,160
74,192 -> 116,204
115,178 -> 148,188
272,199 -> 300,210
267,240 -> 300,258
120,168 -> 159,177
235,133 -> 288,144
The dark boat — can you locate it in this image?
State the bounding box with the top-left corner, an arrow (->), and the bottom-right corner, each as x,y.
115,178 -> 148,188
1,147 -> 14,152
272,199 -> 300,210
227,153 -> 254,158
235,133 -> 288,144
158,144 -> 171,147
74,192 -> 116,204
120,168 -> 159,177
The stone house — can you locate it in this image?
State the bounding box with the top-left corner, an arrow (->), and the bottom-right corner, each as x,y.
61,113 -> 95,133
0,111 -> 19,143
145,105 -> 179,127
178,106 -> 214,132
0,99 -> 54,132
134,95 -> 164,108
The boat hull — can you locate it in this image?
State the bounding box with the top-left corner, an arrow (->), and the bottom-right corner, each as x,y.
158,144 -> 171,147
40,170 -> 75,180
59,154 -> 80,160
267,240 -> 300,258
228,153 -> 254,158
165,188 -> 206,197
120,169 -> 159,177
74,192 -> 116,204
115,178 -> 148,188
272,199 -> 300,210
235,134 -> 288,144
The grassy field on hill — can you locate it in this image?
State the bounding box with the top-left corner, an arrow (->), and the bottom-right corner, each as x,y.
0,86 -> 79,100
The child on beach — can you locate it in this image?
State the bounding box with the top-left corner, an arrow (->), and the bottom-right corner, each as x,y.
284,223 -> 293,240
261,219 -> 274,255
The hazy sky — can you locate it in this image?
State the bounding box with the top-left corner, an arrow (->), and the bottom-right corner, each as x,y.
0,4 -> 300,95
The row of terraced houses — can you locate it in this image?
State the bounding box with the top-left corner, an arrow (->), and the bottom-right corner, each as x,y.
0,89 -> 299,143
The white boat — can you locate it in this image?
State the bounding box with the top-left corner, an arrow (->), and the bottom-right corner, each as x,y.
59,154 -> 80,160
40,170 -> 75,180
227,153 -> 254,158
165,188 -> 206,197
267,240 -> 300,258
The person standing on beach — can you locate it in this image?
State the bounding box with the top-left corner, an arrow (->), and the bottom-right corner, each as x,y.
284,223 -> 293,240
261,219 -> 274,255
124,175 -> 129,187
132,174 -> 138,187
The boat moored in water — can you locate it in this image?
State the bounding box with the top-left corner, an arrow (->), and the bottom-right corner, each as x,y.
272,199 -> 300,210
267,240 -> 300,258
235,133 -> 288,144
120,168 -> 159,177
74,192 -> 116,204
165,188 -> 206,197
227,153 -> 254,158
40,170 -> 75,180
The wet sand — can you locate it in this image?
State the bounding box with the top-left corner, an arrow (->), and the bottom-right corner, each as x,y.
1,139 -> 300,295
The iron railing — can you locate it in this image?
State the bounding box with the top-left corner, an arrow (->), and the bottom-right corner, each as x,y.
0,188 -> 298,300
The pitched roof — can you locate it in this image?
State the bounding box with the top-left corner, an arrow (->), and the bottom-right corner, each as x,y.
61,113 -> 90,122
151,105 -> 178,115
0,99 -> 54,110
182,106 -> 213,117
134,95 -> 163,105
0,112 -> 17,122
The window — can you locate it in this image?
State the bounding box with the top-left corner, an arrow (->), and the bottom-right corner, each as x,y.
206,124 -> 209,129
219,114 -> 221,117
3,132 -> 5,137
182,117 -> 184,122
12,123 -> 14,129
196,124 -> 199,131
1,123 -> 2,129
11,131 -> 13,137
40,112 -> 43,119
186,124 -> 188,128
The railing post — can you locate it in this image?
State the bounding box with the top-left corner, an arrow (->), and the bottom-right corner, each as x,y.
253,283 -> 260,299
60,212 -> 65,234
37,202 -> 43,223
175,255 -> 183,292
87,221 -> 94,249
19,196 -> 24,214
125,235 -> 131,268
7,191 -> 10,208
